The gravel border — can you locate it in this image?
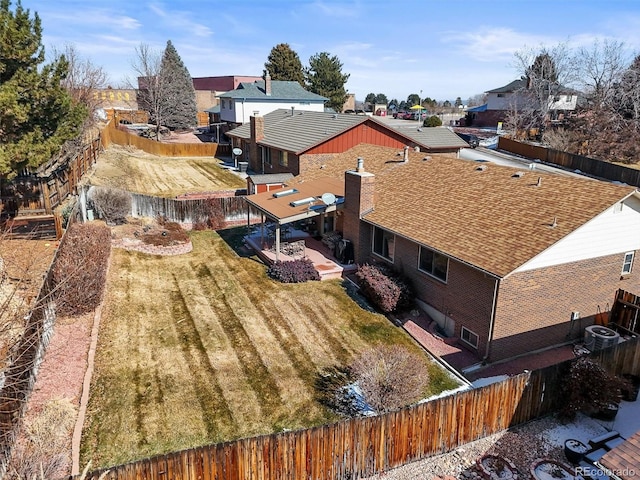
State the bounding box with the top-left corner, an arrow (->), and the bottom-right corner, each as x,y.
363,416 -> 567,479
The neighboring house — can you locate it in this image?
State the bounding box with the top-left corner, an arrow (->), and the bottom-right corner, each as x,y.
219,71 -> 327,126
193,75 -> 262,126
226,109 -> 468,175
247,173 -> 294,194
251,144 -> 640,362
92,88 -> 145,123
469,78 -> 580,128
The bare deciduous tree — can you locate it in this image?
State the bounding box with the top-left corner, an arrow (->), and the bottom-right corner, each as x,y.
53,44 -> 108,135
129,44 -> 165,140
351,345 -> 429,414
508,43 -> 576,135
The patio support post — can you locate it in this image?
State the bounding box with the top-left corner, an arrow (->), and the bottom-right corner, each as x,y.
260,214 -> 265,245
275,225 -> 281,261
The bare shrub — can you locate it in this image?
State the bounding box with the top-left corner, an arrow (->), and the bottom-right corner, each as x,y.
351,345 -> 429,413
7,398 -> 76,480
88,187 -> 131,225
52,223 -> 111,316
193,198 -> 225,230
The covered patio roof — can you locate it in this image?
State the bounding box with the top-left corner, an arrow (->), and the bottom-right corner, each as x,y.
245,177 -> 345,225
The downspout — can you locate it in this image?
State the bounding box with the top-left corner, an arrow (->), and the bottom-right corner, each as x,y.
484,277 -> 500,362
242,98 -> 246,124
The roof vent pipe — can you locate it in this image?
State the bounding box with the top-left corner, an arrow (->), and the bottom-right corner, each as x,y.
291,106 -> 295,116
356,157 -> 364,173
536,177 -> 542,187
403,146 -> 409,163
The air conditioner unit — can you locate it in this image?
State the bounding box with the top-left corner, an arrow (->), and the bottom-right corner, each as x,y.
583,325 -> 620,351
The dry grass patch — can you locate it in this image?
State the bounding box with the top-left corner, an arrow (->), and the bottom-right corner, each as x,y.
87,145 -> 245,197
81,230 -> 459,469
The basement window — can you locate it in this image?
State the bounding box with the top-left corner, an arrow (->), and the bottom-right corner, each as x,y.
622,252 -> 634,275
461,327 -> 479,349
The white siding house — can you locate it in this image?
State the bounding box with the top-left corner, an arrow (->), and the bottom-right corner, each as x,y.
219,72 -> 327,125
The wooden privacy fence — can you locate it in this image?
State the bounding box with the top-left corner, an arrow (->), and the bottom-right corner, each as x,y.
0,226 -> 77,477
101,119 -> 231,157
129,191 -> 258,226
0,137 -> 101,218
498,137 -> 640,187
82,338 -> 640,480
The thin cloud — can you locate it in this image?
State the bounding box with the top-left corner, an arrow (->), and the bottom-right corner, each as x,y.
147,2 -> 213,38
310,0 -> 361,18
449,27 -> 553,62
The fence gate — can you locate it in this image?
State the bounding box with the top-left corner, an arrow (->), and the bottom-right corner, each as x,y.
610,289 -> 640,333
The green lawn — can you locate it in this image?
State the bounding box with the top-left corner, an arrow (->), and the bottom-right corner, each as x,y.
80,228 -> 459,468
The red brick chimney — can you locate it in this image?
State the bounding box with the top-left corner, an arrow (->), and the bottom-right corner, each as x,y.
264,70 -> 272,96
342,157 -> 375,264
250,115 -> 265,172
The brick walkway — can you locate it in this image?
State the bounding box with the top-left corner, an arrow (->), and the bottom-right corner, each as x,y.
400,311 -> 577,381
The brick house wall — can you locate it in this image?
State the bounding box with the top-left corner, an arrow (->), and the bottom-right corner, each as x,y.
362,232 -> 497,358
491,251 -> 640,361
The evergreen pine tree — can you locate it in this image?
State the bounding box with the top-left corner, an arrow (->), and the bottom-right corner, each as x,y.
158,40 -> 197,130
305,52 -> 350,113
264,43 -> 305,85
0,0 -> 86,178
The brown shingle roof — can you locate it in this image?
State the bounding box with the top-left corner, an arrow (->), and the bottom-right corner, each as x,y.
600,430 -> 640,479
293,144 -> 636,277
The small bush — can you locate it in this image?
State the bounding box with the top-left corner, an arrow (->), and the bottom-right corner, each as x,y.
559,357 -> 629,420
89,186 -> 131,225
423,115 -> 442,127
52,223 -> 111,316
355,263 -> 413,313
267,258 -> 320,283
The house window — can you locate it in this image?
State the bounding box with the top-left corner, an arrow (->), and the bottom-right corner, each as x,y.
622,252 -> 634,275
221,99 -> 225,109
372,226 -> 395,262
497,93 -> 505,98
418,246 -> 449,282
461,327 -> 479,349
279,151 -> 288,167
264,148 -> 272,167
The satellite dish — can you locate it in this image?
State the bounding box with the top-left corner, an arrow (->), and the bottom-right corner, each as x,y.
321,192 -> 336,205
232,148 -> 242,156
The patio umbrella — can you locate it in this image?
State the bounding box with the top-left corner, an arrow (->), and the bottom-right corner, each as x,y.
410,104 -> 425,110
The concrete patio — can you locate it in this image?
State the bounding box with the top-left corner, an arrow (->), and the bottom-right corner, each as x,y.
244,228 -> 357,281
